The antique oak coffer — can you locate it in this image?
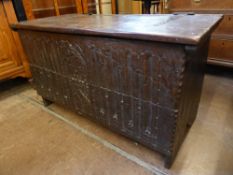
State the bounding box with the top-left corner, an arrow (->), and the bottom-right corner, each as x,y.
13,14 -> 222,168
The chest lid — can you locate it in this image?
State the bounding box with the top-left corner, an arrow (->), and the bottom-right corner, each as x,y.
12,14 -> 222,45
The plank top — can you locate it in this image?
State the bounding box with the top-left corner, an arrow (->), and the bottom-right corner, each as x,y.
12,14 -> 223,45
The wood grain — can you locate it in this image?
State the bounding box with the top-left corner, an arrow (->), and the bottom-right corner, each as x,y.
53,0 -> 60,16
22,0 -> 35,20
0,1 -> 31,80
12,14 -> 222,45
98,0 -> 103,14
74,0 -> 83,13
111,0 -> 116,14
3,0 -> 31,78
16,14 -> 220,167
82,0 -> 89,13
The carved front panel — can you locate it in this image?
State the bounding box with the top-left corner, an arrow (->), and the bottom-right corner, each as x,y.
20,31 -> 187,155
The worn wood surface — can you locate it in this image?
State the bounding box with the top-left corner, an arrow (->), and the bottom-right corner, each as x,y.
15,14 -> 221,168
13,14 -> 222,45
18,30 -> 207,167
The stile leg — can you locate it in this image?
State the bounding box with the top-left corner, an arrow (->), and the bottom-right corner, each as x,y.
42,97 -> 52,107
164,155 -> 175,169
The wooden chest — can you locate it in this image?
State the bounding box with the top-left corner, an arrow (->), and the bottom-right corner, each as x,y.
13,14 -> 222,168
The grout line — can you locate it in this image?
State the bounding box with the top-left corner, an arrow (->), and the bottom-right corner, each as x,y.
18,94 -> 169,175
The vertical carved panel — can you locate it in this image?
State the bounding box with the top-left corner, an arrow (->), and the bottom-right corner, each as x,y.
20,30 -> 187,156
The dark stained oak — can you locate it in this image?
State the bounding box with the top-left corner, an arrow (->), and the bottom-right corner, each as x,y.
13,14 -> 222,168
12,14 -> 222,45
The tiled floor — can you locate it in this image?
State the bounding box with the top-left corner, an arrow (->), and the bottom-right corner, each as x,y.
0,71 -> 232,175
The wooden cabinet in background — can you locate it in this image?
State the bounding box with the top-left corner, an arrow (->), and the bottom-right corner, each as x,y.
0,0 -> 30,80
168,0 -> 233,67
22,0 -> 117,20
